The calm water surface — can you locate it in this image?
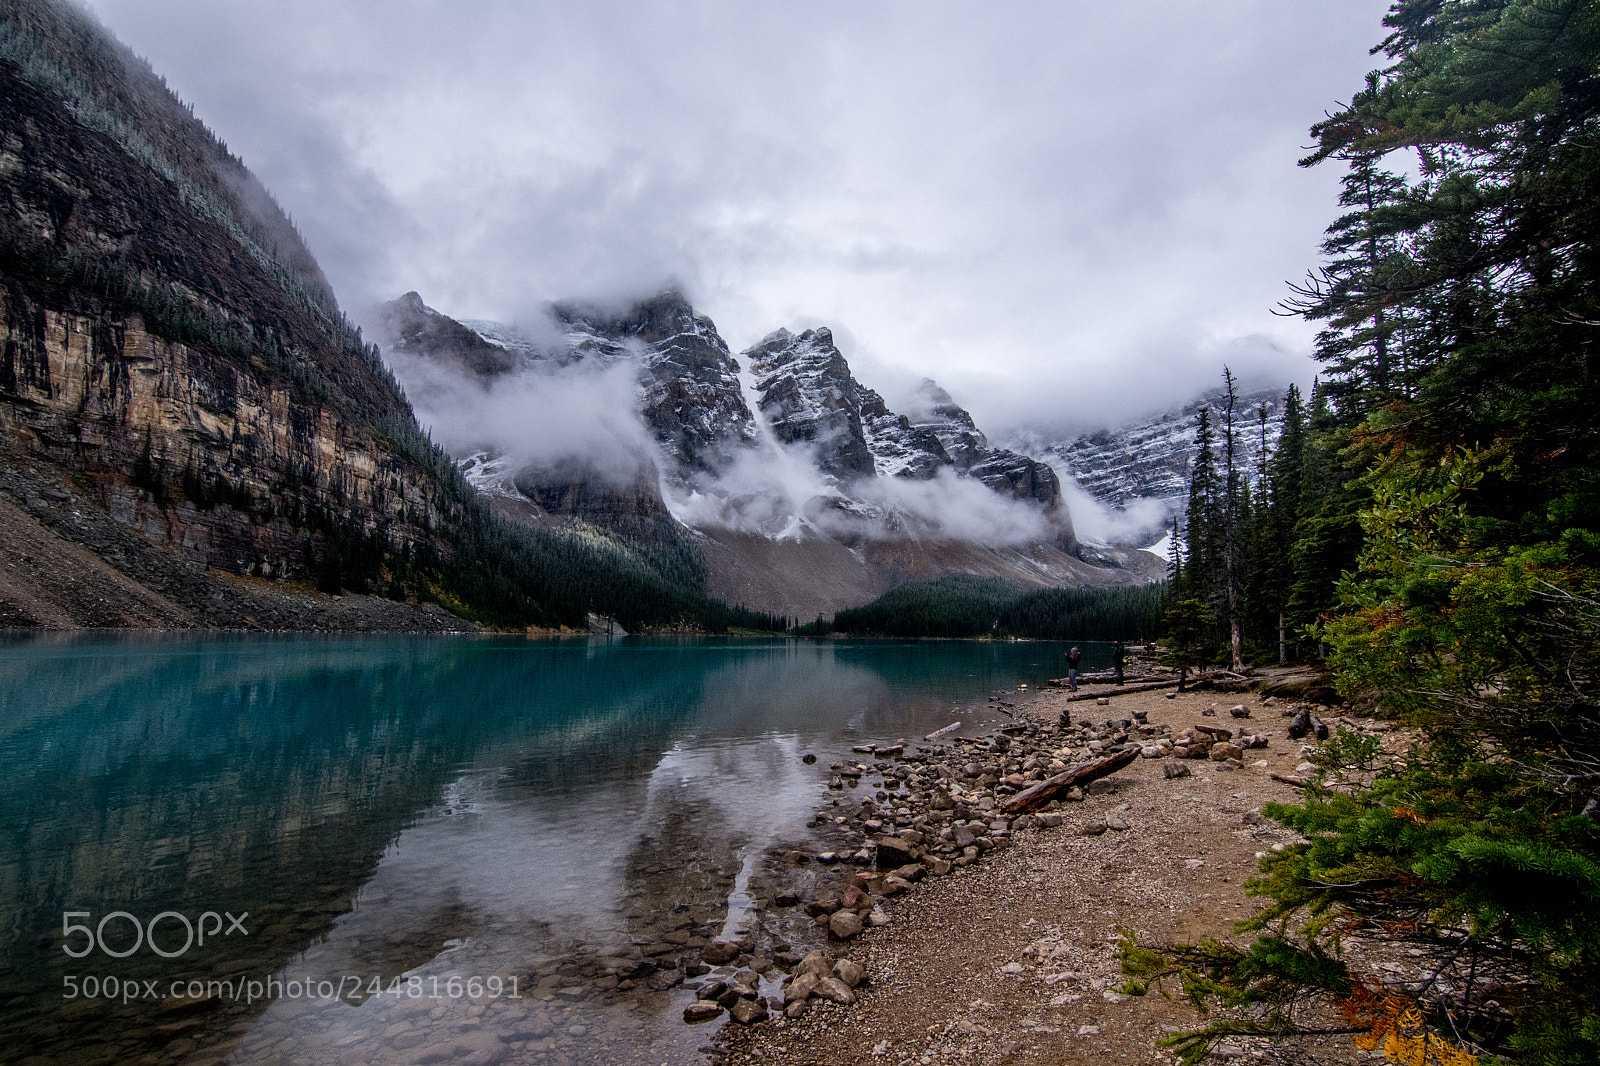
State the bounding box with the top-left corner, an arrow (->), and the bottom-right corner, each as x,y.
0,634 -> 1108,1065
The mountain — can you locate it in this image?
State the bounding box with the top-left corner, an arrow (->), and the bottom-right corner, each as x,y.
376,293 -> 1161,619
0,0 -> 776,632
1012,385 -> 1289,548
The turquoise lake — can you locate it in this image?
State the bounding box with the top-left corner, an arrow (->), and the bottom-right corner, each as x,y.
0,634 -> 1111,1065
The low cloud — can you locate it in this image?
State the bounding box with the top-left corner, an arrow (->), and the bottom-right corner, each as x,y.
84,0 -> 1393,436
660,436 -> 1054,546
386,347 -> 656,487
1055,470 -> 1172,549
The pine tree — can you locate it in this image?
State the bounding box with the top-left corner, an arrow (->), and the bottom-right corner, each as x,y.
1218,368 -> 1247,671
1263,384 -> 1307,660
1183,408 -> 1222,628
1128,5 -> 1600,1060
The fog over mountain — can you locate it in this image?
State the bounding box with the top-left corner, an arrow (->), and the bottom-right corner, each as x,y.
377,290 -> 1166,618
80,0 -> 1389,434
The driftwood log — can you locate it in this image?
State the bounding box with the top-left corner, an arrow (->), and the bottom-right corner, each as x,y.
998,747 -> 1140,815
924,721 -> 961,741
1269,771 -> 1308,787
1059,680 -> 1181,702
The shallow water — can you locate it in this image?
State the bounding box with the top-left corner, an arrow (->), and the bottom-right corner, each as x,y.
0,633 -> 1109,1065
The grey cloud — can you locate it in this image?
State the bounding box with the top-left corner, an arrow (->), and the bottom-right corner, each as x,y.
83,0 -> 1391,433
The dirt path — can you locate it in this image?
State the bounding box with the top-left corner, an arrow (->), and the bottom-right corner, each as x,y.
716,683 -> 1349,1066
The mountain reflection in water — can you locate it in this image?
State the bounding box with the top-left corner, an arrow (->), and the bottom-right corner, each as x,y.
0,633 -> 1092,1064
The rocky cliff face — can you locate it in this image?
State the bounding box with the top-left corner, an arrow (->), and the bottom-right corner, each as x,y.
1042,386 -> 1285,506
747,326 -> 938,481
0,0 -> 516,626
744,328 -> 1064,512
554,291 -> 759,475
1008,385 -> 1288,547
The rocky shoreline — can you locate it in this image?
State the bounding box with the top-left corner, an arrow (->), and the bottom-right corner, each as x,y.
681,673 -> 1392,1066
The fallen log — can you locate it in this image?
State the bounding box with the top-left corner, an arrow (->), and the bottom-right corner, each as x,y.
1269,771 -> 1308,787
1050,672 -> 1156,687
1061,680 -> 1181,702
924,721 -> 961,741
998,747 -> 1140,815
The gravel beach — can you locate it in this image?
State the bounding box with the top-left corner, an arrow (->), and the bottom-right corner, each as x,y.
710,678 -> 1388,1066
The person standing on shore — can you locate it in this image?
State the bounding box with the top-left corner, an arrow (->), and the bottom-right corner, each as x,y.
1066,646 -> 1081,691
1113,640 -> 1125,685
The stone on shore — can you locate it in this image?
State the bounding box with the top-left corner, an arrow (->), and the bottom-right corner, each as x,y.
829,910 -> 865,939
795,950 -> 833,979
814,976 -> 858,1005
684,1001 -> 724,1023
832,958 -> 865,988
729,997 -> 768,1025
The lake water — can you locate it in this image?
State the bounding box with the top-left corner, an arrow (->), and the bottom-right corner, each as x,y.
0,633 -> 1110,1066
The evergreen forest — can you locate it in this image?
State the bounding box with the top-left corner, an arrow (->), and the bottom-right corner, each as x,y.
824,575 -> 1165,641
1128,3 -> 1600,1063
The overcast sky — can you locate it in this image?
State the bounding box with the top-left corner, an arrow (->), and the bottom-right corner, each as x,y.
82,0 -> 1393,434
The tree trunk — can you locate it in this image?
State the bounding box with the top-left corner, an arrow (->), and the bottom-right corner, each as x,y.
1230,617 -> 1244,673
1278,611 -> 1286,665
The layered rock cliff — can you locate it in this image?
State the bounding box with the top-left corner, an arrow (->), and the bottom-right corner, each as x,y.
0,0 -> 732,630
0,0 -> 459,594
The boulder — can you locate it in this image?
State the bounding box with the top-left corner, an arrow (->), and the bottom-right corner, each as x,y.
729,997 -> 767,1025
813,976 -> 858,1005
829,910 -> 865,939
683,1001 -> 724,1023
832,959 -> 866,988
875,837 -> 917,867
1163,761 -> 1191,779
795,950 -> 833,980
702,941 -> 742,965
1209,742 -> 1245,762
804,897 -> 842,917
786,973 -> 820,1003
